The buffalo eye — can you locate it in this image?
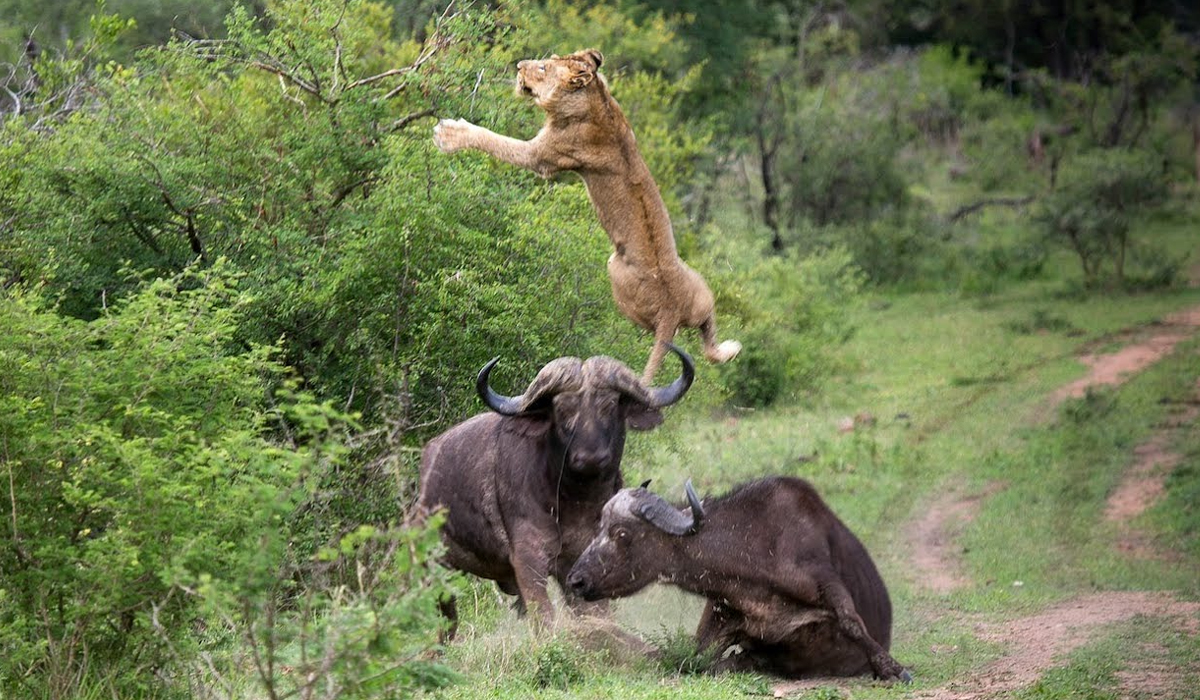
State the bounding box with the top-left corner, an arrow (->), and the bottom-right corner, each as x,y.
611,526 -> 630,543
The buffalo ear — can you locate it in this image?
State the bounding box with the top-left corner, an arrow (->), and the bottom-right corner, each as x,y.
625,404 -> 664,431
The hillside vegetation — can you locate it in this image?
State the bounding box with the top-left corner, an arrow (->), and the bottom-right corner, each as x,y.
1,1 -> 1198,698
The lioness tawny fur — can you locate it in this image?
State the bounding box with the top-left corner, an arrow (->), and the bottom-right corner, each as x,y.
433,49 -> 740,382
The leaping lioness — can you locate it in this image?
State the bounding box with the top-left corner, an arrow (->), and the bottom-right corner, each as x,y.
433,49 -> 740,381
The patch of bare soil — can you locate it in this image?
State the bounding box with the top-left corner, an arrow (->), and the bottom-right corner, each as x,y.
770,592 -> 1200,699
914,592 -> 1200,700
871,304 -> 1200,700
1114,645 -> 1179,700
906,482 -> 1007,595
1049,306 -> 1200,408
1105,379 -> 1200,560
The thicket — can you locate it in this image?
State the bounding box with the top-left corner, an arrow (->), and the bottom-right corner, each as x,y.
1,0 -> 1198,697
0,263 -> 457,698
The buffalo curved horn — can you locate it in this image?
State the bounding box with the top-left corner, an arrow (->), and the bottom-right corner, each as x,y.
476,357 -> 519,414
594,343 -> 694,409
476,356 -> 584,416
646,343 -> 695,408
636,479 -> 704,536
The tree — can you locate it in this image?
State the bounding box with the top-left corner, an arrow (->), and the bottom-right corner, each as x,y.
1035,149 -> 1169,287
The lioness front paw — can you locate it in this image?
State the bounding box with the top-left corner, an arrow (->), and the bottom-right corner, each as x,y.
433,118 -> 475,153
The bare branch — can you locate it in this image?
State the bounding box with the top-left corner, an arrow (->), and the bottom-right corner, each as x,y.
389,108 -> 436,131
351,1 -> 458,99
329,1 -> 349,95
947,196 -> 1035,223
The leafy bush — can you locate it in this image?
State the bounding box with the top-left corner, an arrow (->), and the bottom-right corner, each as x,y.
0,264 -> 453,698
960,107 -> 1040,192
811,207 -> 952,288
720,247 -> 862,407
781,104 -> 909,227
531,638 -> 587,690
1035,149 -> 1169,287
904,44 -> 988,143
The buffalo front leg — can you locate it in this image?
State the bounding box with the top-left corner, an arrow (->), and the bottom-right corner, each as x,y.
816,576 -> 911,682
696,599 -> 757,674
509,546 -> 556,631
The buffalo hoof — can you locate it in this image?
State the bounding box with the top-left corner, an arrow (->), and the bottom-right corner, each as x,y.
871,653 -> 911,682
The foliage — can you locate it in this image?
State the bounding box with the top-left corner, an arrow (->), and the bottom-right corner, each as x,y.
1035,149 -> 1170,287
0,3 -> 135,130
719,247 -> 862,407
174,516 -> 459,700
514,0 -> 689,76
531,638 -> 587,690
902,45 -> 988,143
781,100 -> 909,228
0,0 -> 241,65
959,101 -> 1039,192
1027,25 -> 1197,151
0,263 -> 455,698
648,628 -> 716,676
810,209 -> 949,288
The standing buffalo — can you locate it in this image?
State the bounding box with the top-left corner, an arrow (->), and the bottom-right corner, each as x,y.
415,344 -> 694,630
566,478 -> 911,681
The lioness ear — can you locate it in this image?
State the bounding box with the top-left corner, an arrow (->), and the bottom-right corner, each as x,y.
568,64 -> 596,89
581,48 -> 603,70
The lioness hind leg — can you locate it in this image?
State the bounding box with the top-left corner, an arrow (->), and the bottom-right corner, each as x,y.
642,325 -> 679,383
699,316 -> 742,364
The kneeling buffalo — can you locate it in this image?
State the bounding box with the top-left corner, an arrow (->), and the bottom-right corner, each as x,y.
566,477 -> 911,681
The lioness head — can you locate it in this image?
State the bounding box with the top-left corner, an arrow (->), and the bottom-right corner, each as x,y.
516,49 -> 605,115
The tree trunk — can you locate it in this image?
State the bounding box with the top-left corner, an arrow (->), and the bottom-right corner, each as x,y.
759,136 -> 782,252
1193,111 -> 1200,186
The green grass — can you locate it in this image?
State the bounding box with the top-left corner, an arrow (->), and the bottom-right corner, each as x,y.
428,199 -> 1200,698
1014,615 -> 1200,700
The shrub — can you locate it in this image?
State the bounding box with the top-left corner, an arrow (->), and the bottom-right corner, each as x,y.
720,247 -> 862,407
1035,149 -> 1169,287
532,638 -> 586,690
960,107 -> 1040,192
814,208 -> 950,288
649,628 -> 717,675
0,264 -> 454,698
781,107 -> 909,227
